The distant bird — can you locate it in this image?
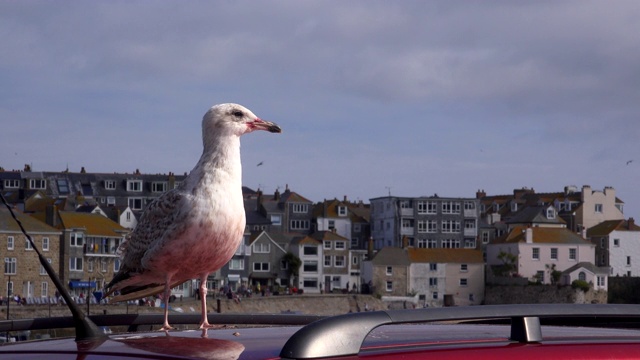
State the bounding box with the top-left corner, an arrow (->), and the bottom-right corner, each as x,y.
627,160 -> 633,165
105,103 -> 281,330
256,161 -> 264,167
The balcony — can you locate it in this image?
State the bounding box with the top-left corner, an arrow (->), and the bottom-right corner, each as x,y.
84,244 -> 118,257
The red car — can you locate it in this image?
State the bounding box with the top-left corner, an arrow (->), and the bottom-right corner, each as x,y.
1,303 -> 640,359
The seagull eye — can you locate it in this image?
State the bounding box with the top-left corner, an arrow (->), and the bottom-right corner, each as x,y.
232,111 -> 244,117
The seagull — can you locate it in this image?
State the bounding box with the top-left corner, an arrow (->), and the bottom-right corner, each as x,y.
627,160 -> 633,165
256,161 -> 263,167
104,103 -> 281,330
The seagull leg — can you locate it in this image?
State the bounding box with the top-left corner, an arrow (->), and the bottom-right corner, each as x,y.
160,274 -> 175,331
198,273 -> 217,329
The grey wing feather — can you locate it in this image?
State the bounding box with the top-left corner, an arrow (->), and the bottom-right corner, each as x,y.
119,189 -> 187,272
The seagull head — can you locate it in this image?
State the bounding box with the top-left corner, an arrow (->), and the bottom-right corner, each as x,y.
203,103 -> 281,138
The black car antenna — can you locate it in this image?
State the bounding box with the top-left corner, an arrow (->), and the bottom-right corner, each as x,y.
0,192 -> 106,341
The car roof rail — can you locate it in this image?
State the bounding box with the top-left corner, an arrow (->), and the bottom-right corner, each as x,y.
279,303 -> 640,359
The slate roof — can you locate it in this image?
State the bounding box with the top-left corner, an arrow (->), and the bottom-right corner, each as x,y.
309,230 -> 349,242
506,205 -> 566,225
562,262 -> 609,275
493,225 -> 591,245
587,219 -> 640,237
408,248 -> 484,264
0,208 -> 60,234
369,247 -> 410,266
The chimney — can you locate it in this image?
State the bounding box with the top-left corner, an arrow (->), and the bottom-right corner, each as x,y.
274,188 -> 280,201
367,237 -> 374,259
476,189 -> 486,199
45,204 -> 58,227
629,218 -> 635,230
343,195 -> 347,202
525,227 -> 533,244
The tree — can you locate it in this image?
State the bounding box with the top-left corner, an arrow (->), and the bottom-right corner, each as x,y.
282,252 -> 301,285
492,250 -> 518,277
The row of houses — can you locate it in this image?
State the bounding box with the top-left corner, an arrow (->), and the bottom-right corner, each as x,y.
1,167 -> 639,307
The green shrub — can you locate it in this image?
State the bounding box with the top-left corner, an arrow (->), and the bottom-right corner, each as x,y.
571,280 -> 590,292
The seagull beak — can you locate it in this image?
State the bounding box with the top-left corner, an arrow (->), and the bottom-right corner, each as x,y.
250,118 -> 282,133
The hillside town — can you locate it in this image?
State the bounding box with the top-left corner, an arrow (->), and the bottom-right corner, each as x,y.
1,166 -> 638,307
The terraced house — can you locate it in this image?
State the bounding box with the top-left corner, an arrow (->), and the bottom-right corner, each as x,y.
0,207 -> 61,301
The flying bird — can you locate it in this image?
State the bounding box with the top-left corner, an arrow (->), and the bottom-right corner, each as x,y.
627,160 -> 633,165
104,103 -> 281,330
256,161 -> 263,167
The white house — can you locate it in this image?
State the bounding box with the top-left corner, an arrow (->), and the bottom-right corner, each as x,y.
487,226 -> 596,284
588,218 -> 640,277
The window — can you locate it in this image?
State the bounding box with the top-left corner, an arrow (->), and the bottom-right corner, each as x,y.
151,182 -> 167,193
546,208 -> 555,219
594,204 -> 603,213
280,260 -> 289,270
334,256 -> 345,267
335,241 -> 346,250
569,248 -> 577,261
464,201 -> 476,210
427,239 -> 437,248
532,248 -> 540,260
427,220 -> 437,233
7,236 -> 14,250
292,204 -> 309,213
442,201 -> 460,214
550,248 -> 558,260
441,220 -> 461,233
253,262 -> 269,272
417,239 -> 427,248
441,239 -> 460,249
386,266 -> 393,275
482,232 -> 490,244
4,258 -> 16,274
40,258 -> 52,275
270,214 -> 282,226
459,278 -> 468,286
303,261 -> 318,272
578,271 -> 586,281
338,206 -> 347,216
107,196 -> 116,205
56,179 -> 70,194
627,256 -> 632,266
126,180 -> 143,192
386,281 -> 393,292
71,233 -> 84,247
4,179 -> 20,189
429,277 -> 438,286
302,245 -> 318,256
400,200 -> 412,209
128,197 -> 144,211
597,276 -> 605,287
104,180 -> 116,190
427,201 -> 437,214
29,179 -> 46,189
464,238 -> 476,248
291,220 -> 310,230
323,241 -> 332,250
25,237 -> 33,250
614,239 -> 620,247
69,257 -> 83,271
101,259 -> 107,272
41,282 -> 48,297
432,291 -> 438,300
229,259 -> 244,270
535,271 -> 544,283
42,237 -> 49,251
417,221 -> 427,233
429,263 -> 437,271
417,201 -> 428,214
460,264 -> 468,272
88,259 -> 94,272
324,255 -> 332,267
352,256 -> 359,265
253,243 -> 270,253
303,278 -> 318,288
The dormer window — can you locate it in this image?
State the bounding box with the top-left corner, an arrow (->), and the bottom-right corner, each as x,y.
4,179 -> 20,189
511,202 -> 518,212
29,179 -> 46,190
546,207 -> 556,219
152,182 -> 167,193
104,180 -> 116,190
338,206 -> 347,216
126,180 -> 143,192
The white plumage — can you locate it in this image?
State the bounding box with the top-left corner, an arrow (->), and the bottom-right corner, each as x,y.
105,103 -> 281,330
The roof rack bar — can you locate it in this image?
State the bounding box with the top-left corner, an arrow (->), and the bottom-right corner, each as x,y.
510,316 -> 542,343
280,304 -> 640,359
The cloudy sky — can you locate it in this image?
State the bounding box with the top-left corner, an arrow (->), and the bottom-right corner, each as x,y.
2,1 -> 639,219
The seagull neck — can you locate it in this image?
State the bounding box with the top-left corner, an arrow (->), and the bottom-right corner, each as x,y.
194,135 -> 242,184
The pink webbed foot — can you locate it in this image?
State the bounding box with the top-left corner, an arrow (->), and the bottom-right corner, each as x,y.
159,323 -> 175,331
198,322 -> 222,330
